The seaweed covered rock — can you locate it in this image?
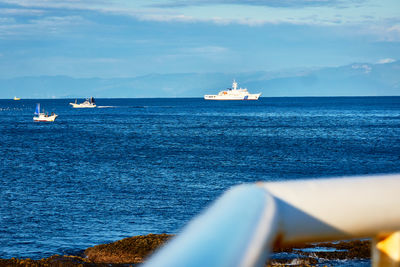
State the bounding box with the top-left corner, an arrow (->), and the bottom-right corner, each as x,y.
84,233 -> 173,264
0,255 -> 93,266
0,236 -> 370,266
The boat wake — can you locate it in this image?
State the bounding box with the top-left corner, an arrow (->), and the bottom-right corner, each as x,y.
97,106 -> 117,108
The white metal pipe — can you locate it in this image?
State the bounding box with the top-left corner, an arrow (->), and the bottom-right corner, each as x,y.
261,174 -> 400,245
143,184 -> 278,267
144,174 -> 400,267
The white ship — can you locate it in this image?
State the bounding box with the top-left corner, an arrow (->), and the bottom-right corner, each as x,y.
33,103 -> 58,122
70,97 -> 96,108
204,80 -> 261,100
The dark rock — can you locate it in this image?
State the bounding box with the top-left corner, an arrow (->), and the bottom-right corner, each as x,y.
84,233 -> 172,264
0,235 -> 370,266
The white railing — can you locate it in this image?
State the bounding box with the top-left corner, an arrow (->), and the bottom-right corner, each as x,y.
143,174 -> 400,267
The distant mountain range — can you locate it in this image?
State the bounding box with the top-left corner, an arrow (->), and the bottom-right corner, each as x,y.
1,61 -> 399,98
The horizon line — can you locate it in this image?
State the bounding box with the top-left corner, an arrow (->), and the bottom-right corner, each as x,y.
3,96 -> 400,100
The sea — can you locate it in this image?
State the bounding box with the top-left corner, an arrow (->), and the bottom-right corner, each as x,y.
1,97 -> 400,264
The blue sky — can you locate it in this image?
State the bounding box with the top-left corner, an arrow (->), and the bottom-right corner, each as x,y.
0,0 -> 399,78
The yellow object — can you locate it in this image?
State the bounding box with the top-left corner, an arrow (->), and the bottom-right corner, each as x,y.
13,96 -> 20,100
373,231 -> 400,267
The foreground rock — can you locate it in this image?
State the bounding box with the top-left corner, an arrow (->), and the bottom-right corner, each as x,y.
0,255 -> 95,266
0,234 -> 370,266
85,233 -> 171,264
270,239 -> 371,266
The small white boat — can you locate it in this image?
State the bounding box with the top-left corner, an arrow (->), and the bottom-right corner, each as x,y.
33,103 -> 58,122
14,96 -> 20,100
204,80 -> 261,100
70,97 -> 96,108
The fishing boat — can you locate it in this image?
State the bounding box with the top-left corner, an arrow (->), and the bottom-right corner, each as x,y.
13,96 -> 20,100
33,103 -> 58,122
69,97 -> 96,108
204,80 -> 261,100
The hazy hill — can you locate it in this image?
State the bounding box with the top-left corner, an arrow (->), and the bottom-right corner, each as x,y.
1,61 -> 399,98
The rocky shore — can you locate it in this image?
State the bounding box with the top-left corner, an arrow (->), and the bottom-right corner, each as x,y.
0,234 -> 370,266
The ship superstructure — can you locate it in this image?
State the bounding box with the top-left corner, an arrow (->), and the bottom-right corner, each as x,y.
204,80 -> 261,100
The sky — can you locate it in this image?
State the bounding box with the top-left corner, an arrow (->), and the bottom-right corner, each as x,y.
0,0 -> 399,78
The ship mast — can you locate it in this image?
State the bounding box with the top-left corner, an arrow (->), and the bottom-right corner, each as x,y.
232,80 -> 238,90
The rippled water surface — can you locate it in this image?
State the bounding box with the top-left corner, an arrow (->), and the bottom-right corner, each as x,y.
1,97 -> 400,259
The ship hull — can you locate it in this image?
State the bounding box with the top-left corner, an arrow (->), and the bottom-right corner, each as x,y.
204,94 -> 261,100
33,115 -> 58,122
70,103 -> 96,108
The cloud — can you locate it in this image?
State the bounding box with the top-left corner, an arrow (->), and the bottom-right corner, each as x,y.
352,64 -> 372,74
366,23 -> 400,42
0,17 -> 16,23
377,58 -> 396,64
160,46 -> 229,60
0,1 -> 100,38
0,0 -> 365,9
134,12 -> 346,27
135,13 -> 197,23
149,0 -> 362,8
0,0 -> 398,39
0,15 -> 88,39
0,8 -> 44,15
29,15 -> 85,26
0,0 -> 390,29
90,57 -> 122,63
185,46 -> 228,54
0,0 -> 109,10
134,13 -> 268,26
386,25 -> 400,41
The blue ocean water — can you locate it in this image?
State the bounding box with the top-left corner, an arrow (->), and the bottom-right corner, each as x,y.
1,97 -> 400,260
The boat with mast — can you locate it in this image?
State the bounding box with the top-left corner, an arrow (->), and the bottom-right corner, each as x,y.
69,97 -> 96,108
204,80 -> 261,100
33,103 -> 58,122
